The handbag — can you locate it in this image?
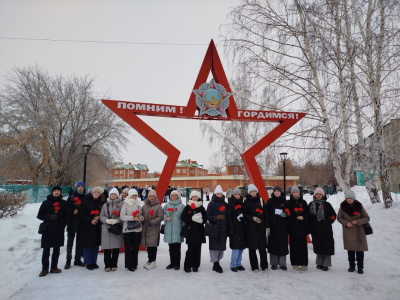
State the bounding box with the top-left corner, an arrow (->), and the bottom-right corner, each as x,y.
180,225 -> 190,238
363,223 -> 373,235
38,222 -> 50,234
160,223 -> 165,234
127,221 -> 141,231
204,222 -> 220,239
107,203 -> 122,235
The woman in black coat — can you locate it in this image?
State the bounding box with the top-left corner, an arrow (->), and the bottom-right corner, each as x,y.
265,185 -> 289,270
227,187 -> 246,272
243,184 -> 269,272
181,190 -> 207,273
79,187 -> 103,270
37,186 -> 68,277
286,186 -> 309,271
206,185 -> 228,273
308,187 -> 337,271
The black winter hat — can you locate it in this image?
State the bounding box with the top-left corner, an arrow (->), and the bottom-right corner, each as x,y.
273,185 -> 282,193
52,186 -> 62,192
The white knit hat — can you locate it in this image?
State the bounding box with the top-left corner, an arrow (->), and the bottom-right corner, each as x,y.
109,187 -> 120,197
214,185 -> 223,194
128,189 -> 138,197
189,190 -> 201,199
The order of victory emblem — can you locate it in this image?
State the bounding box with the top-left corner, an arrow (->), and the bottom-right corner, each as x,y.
193,78 -> 231,117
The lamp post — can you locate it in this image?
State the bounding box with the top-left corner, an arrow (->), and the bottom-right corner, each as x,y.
280,152 -> 288,195
82,145 -> 91,185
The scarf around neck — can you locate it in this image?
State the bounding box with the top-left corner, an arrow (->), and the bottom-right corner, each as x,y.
310,199 -> 325,221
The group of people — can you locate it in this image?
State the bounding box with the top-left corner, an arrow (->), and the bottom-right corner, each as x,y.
37,181 -> 370,277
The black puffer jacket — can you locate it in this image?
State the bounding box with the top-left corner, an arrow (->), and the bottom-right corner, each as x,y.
243,194 -> 268,249
206,194 -> 228,251
227,195 -> 246,250
79,195 -> 102,248
66,191 -> 86,232
265,194 -> 289,256
181,203 -> 207,245
37,195 -> 68,248
286,194 -> 309,236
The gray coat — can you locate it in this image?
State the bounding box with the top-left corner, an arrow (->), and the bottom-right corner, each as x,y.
141,198 -> 163,247
163,198 -> 185,244
100,198 -> 123,250
120,198 -> 143,233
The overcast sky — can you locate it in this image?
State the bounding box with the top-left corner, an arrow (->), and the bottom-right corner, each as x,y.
0,0 -> 240,173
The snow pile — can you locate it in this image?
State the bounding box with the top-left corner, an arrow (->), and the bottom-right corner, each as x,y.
0,187 -> 399,299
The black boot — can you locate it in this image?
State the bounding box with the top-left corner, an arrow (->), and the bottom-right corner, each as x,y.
212,262 -> 223,273
357,268 -> 364,274
74,260 -> 85,267
64,259 -> 71,269
166,263 -> 174,270
348,263 -> 355,272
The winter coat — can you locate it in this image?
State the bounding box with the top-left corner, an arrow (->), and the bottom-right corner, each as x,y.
100,198 -> 123,249
286,195 -> 309,236
120,198 -> 143,233
227,195 -> 246,250
66,191 -> 86,232
37,195 -> 68,248
181,201 -> 207,244
243,194 -> 268,250
163,198 -> 185,244
79,195 -> 102,248
141,198 -> 163,247
337,200 -> 369,251
308,199 -> 337,255
265,194 -> 289,255
206,194 -> 228,251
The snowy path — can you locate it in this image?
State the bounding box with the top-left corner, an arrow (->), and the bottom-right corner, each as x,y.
1,188 -> 400,299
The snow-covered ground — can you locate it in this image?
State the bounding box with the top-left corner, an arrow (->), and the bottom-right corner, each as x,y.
1,187 -> 399,300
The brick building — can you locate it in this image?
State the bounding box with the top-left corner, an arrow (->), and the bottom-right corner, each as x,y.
172,159 -> 208,177
110,162 -> 149,181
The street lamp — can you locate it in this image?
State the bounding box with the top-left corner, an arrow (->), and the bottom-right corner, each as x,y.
280,152 -> 288,196
82,145 -> 91,185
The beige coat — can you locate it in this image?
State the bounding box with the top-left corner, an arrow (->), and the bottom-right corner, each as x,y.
141,198 -> 163,247
337,201 -> 370,251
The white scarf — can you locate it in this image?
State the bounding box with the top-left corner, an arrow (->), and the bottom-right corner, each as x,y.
125,197 -> 141,207
188,200 -> 202,208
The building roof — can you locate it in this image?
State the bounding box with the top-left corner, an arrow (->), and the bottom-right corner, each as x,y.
176,160 -> 205,169
113,162 -> 149,171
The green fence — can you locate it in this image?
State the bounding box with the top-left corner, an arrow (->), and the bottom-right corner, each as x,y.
0,184 -> 91,203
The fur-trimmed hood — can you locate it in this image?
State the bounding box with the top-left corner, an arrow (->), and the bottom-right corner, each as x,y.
340,199 -> 363,216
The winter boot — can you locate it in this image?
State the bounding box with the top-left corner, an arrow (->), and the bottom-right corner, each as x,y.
166,263 -> 175,270
64,259 -> 71,270
348,264 -> 355,272
357,268 -> 364,274
39,270 -> 49,277
212,262 -> 223,273
74,260 -> 85,267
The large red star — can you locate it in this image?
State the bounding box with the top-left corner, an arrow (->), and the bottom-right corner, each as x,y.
102,40 -> 306,203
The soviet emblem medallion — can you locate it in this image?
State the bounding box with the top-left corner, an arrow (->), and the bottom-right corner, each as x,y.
193,78 -> 231,117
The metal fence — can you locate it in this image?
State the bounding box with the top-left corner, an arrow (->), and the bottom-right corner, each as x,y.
0,184 -> 91,203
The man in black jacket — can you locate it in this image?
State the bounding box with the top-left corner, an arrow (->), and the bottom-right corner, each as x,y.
65,181 -> 86,269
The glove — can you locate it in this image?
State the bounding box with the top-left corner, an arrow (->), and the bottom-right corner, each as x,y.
266,228 -> 271,237
106,219 -> 118,225
50,214 -> 58,221
192,215 -> 203,224
216,215 -> 225,220
147,222 -> 152,227
253,216 -> 261,223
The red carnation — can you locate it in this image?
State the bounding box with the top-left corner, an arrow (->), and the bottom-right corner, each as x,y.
353,211 -> 359,216
74,197 -> 79,201
149,210 -> 154,217
285,208 -> 290,216
132,210 -> 140,217
234,205 -> 241,210
53,202 -> 59,207
91,210 -> 100,216
299,208 -> 303,212
167,208 -> 174,212
331,215 -> 335,220
294,208 -> 299,212
54,206 -> 60,213
219,206 -> 226,212
255,208 -> 263,216
191,203 -> 196,210
111,210 -> 120,219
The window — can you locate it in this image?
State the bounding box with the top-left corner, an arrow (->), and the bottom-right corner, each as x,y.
176,169 -> 180,173
143,171 -> 146,175
114,176 -> 118,179
191,170 -> 195,174
120,170 -> 123,174
129,176 -> 133,179
182,169 -> 186,173
120,176 -> 123,179
129,171 -> 133,174
115,170 -> 118,174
